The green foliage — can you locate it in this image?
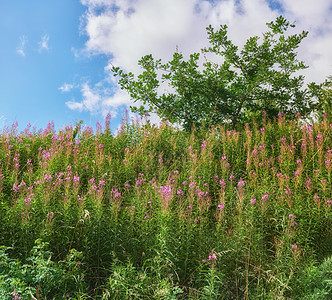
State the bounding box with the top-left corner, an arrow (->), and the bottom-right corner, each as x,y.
0,239 -> 85,299
0,115 -> 331,298
309,75 -> 332,123
112,16 -> 321,131
105,260 -> 183,299
298,256 -> 332,299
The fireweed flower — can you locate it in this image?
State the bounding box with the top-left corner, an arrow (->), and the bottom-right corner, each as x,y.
237,179 -> 245,187
159,185 -> 171,196
292,244 -> 298,250
47,212 -> 54,218
217,204 -> 225,211
219,179 -> 226,187
305,178 -> 312,190
289,214 -> 295,219
12,292 -> 21,300
189,182 -> 196,189
250,198 -> 256,204
13,184 -> 20,192
262,194 -> 268,200
209,251 -> 217,261
177,189 -> 183,195
112,189 -> 122,198
285,189 -> 292,195
24,198 -> 32,206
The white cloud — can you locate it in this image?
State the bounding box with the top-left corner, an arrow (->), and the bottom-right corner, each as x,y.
65,82 -> 130,117
74,0 -> 332,120
59,83 -> 74,93
0,115 -> 6,130
66,100 -> 84,111
38,34 -> 50,52
16,36 -> 27,56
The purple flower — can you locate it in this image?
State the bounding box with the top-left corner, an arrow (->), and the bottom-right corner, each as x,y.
189,182 -> 196,189
187,205 -> 193,211
237,179 -> 245,187
219,179 -> 226,187
250,198 -> 256,204
208,251 -> 217,261
285,189 -> 292,195
13,184 -> 20,192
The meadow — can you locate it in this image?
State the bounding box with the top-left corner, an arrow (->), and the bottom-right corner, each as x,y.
0,113 -> 331,299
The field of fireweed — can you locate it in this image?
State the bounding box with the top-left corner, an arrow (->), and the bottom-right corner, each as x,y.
0,113 -> 331,299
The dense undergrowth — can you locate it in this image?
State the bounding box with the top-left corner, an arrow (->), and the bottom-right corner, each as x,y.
0,113 -> 331,299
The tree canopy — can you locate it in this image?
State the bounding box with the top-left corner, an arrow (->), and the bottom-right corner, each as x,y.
112,16 -> 325,131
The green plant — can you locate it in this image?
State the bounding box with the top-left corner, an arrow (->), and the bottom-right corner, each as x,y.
297,256 -> 332,299
0,239 -> 86,299
112,16 -> 319,131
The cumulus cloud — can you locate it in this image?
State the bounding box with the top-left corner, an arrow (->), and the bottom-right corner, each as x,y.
16,36 -> 27,56
65,82 -> 130,117
72,0 -> 332,119
38,34 -> 50,52
59,83 -> 75,92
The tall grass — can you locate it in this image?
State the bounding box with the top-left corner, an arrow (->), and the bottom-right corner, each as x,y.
0,114 -> 331,299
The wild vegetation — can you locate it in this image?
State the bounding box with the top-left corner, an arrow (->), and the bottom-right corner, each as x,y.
0,112 -> 331,299
1,15 -> 332,300
112,16 -> 329,131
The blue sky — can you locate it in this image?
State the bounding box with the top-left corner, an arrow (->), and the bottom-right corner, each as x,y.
1,0 -> 331,133
0,0 -> 110,131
